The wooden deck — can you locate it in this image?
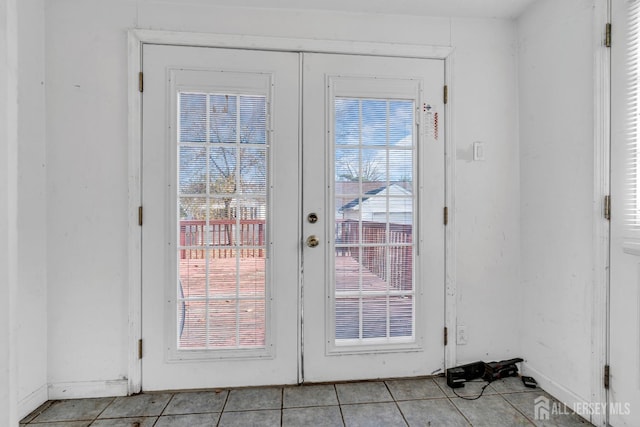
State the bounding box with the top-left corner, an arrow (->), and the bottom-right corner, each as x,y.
179,256 -> 266,348
178,254 -> 413,349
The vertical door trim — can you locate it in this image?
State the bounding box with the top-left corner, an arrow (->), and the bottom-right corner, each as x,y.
127,31 -> 143,395
297,53 -> 305,384
127,29 -> 455,394
443,54 -> 457,371
592,1 -> 611,426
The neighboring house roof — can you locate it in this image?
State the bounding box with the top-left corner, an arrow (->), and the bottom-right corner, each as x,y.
339,183 -> 412,212
334,181 -> 412,195
335,181 -> 412,211
340,186 -> 386,211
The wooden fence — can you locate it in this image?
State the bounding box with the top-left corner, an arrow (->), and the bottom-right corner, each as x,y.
180,219 -> 265,259
180,218 -> 413,290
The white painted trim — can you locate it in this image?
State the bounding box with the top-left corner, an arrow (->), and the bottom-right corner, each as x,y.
127,31 -> 143,395
591,1 -> 610,426
2,1 -> 20,424
48,380 -> 128,400
297,53 -> 304,384
444,52 -> 457,370
129,29 -> 454,60
18,384 -> 47,421
128,29 -> 455,390
523,364 -> 594,425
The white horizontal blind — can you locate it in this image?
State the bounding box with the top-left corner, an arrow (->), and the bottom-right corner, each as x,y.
333,97 -> 415,345
626,0 -> 640,232
177,91 -> 268,350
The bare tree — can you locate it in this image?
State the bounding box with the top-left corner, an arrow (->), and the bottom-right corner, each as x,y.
180,94 -> 267,240
336,154 -> 383,183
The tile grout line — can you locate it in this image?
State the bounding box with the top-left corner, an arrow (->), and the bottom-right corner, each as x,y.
498,390 -> 539,426
384,380 -> 410,426
21,400 -> 55,425
153,392 -> 175,424
157,392 -> 176,418
432,376 -> 474,426
151,406 -> 160,427
216,389 -> 231,427
280,386 -> 284,427
334,384 -> 347,427
91,396 -> 117,426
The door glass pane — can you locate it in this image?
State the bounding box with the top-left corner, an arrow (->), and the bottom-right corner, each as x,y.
334,97 -> 415,345
178,92 -> 268,350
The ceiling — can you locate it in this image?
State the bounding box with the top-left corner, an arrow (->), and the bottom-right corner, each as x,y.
169,0 -> 540,19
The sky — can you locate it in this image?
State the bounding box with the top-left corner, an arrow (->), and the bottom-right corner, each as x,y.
178,92 -> 416,198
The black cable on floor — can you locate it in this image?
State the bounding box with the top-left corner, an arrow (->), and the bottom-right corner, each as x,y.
451,380 -> 492,401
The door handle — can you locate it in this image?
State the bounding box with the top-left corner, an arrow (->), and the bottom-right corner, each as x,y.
306,235 -> 320,248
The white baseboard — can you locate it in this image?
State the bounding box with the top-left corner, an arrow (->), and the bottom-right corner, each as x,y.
523,363 -> 594,424
48,379 -> 128,400
18,384 -> 48,420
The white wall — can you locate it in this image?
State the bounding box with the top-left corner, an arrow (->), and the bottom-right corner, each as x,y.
0,0 -> 20,424
45,0 -> 136,396
451,18 -> 521,363
43,1 -> 521,393
17,0 -> 48,418
518,0 -> 596,405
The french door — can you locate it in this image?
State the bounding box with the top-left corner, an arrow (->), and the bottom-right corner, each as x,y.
302,53 -> 445,381
141,45 -> 445,390
141,45 -> 300,390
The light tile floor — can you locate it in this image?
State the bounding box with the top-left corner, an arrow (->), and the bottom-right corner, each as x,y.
21,377 -> 593,426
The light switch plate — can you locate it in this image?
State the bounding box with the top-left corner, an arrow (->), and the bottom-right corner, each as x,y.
473,142 -> 485,161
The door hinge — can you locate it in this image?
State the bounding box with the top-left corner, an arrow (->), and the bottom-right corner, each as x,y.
444,327 -> 448,346
138,71 -> 144,93
138,206 -> 143,226
604,195 -> 611,221
605,23 -> 611,48
604,364 -> 610,389
443,85 -> 449,104
138,339 -> 143,359
444,206 -> 449,226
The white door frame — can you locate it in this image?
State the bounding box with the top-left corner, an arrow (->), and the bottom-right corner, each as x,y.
591,1 -> 610,426
127,29 -> 455,394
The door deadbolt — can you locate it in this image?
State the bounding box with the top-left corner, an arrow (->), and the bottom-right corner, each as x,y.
307,213 -> 318,224
306,235 -> 320,248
